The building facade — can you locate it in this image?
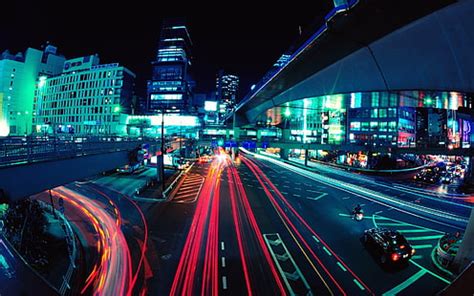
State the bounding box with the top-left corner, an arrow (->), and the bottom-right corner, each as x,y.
258,91 -> 474,149
216,70 -> 239,108
0,45 -> 65,136
34,55 -> 135,135
147,18 -> 193,114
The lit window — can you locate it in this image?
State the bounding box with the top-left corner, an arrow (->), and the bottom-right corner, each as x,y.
350,121 -> 361,131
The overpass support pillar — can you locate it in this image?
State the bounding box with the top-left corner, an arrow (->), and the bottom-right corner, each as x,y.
304,149 -> 309,167
279,128 -> 291,160
234,127 -> 241,140
280,148 -> 289,160
453,208 -> 474,272
257,129 -> 262,142
156,153 -> 164,184
463,156 -> 474,185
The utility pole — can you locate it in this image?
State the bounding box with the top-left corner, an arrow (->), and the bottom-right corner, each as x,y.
159,107 -> 165,194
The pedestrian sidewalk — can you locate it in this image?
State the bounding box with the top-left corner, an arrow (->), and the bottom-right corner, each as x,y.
134,169 -> 182,201
37,201 -> 77,295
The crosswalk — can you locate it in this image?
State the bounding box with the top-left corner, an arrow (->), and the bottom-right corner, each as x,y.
371,215 -> 445,261
172,173 -> 204,203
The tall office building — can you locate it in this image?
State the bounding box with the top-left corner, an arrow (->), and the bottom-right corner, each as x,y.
216,70 -> 239,109
34,55 -> 135,135
0,45 -> 65,136
147,18 -> 193,114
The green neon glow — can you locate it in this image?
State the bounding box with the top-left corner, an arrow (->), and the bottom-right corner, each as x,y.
376,223 -> 406,226
372,214 -> 378,228
382,270 -> 426,296
353,279 -> 365,291
0,254 -> 9,269
411,255 -> 423,260
397,229 -> 434,234
409,259 -> 451,284
337,262 -> 347,272
284,107 -> 291,117
113,106 -> 121,113
405,235 -> 444,241
430,248 -> 454,277
38,76 -> 47,88
412,244 -> 433,249
373,215 -> 445,234
322,246 -> 332,256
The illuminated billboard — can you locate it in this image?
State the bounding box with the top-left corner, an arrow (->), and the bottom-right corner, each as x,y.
150,94 -> 183,101
204,101 -> 218,112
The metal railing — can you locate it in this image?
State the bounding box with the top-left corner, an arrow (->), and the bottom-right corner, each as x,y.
0,136 -> 149,167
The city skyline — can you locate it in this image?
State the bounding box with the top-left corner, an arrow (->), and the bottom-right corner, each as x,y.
1,1 -> 473,295
1,3 -> 334,98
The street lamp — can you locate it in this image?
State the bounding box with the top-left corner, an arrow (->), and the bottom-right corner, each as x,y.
159,107 -> 166,195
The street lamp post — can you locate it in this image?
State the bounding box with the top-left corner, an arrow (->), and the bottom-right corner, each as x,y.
158,106 -> 165,195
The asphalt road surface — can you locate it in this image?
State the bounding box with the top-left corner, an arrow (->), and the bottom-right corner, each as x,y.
145,150 -> 463,295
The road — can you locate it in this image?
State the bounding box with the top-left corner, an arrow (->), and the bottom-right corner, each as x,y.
145,150 -> 464,295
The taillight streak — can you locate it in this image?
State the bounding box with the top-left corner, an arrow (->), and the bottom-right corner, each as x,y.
228,163 -> 288,296
247,156 -> 374,294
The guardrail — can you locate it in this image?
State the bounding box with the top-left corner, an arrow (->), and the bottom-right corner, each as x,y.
0,136 -> 153,167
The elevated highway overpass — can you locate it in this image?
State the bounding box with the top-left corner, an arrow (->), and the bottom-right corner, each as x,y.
234,0 -> 474,124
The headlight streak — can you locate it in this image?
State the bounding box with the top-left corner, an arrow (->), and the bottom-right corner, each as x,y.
241,148 -> 468,229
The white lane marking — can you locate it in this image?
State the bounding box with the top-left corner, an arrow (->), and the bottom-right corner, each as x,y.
221,257 -> 226,267
281,191 -> 288,195
221,241 -> 225,251
222,276 -> 228,290
294,194 -> 301,197
305,193 -> 328,201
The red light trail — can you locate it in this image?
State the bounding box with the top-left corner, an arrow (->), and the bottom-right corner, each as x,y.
227,160 -> 288,295
170,153 -> 225,295
241,155 -> 374,295
52,187 -> 133,296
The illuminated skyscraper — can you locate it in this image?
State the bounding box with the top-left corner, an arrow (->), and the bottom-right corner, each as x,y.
147,18 -> 193,114
216,70 -> 239,110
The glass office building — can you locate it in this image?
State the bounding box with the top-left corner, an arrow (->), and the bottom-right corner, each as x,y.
147,18 -> 193,114
257,91 -> 474,149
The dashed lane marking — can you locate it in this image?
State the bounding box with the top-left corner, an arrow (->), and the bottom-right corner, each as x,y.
222,276 -> 228,290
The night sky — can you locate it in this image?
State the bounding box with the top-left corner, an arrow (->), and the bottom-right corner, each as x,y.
2,1 -> 334,99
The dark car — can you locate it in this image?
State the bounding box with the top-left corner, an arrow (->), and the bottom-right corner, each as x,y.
363,228 -> 415,265
422,171 -> 440,184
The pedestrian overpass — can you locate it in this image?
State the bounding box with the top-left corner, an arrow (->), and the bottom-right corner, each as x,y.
0,136 -> 160,202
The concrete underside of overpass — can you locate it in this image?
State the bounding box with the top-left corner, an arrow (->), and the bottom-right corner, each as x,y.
0,151 -> 132,202
239,0 -> 474,124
